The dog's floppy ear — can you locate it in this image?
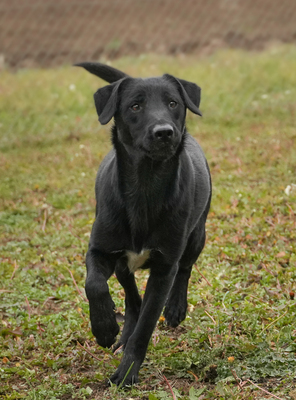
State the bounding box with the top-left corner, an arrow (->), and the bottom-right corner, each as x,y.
94,78 -> 128,125
74,62 -> 128,83
163,74 -> 202,116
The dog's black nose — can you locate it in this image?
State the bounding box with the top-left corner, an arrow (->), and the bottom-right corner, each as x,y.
152,124 -> 174,141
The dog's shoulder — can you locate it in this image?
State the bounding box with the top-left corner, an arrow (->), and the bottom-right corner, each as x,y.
95,149 -> 119,200
182,134 -> 212,202
184,134 -> 209,173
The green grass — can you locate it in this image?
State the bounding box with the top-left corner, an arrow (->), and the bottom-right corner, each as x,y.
1,44 -> 296,399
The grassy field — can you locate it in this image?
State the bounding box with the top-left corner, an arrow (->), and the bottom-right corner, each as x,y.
1,44 -> 296,400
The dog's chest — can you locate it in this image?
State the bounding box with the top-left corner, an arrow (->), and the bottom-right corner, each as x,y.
126,249 -> 151,273
126,187 -> 163,243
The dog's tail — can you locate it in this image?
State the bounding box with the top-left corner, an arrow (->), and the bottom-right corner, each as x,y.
74,62 -> 128,83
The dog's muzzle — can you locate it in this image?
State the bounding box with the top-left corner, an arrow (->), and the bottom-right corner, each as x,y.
145,123 -> 180,160
139,123 -> 182,161
152,124 -> 174,142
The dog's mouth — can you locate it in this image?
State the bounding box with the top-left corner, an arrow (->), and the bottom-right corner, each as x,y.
139,144 -> 177,161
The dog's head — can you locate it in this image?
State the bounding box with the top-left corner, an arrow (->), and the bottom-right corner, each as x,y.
75,63 -> 202,161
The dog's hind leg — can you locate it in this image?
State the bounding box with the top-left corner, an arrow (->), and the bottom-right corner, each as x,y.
85,247 -> 121,348
164,223 -> 206,328
113,258 -> 142,353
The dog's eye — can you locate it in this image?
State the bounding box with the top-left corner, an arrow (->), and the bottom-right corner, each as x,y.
169,101 -> 177,109
131,104 -> 141,112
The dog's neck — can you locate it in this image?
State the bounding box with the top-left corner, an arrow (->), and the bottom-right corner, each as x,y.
111,126 -> 183,249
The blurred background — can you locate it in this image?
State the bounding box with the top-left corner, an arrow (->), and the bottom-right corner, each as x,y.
1,0 -> 296,143
1,0 -> 296,69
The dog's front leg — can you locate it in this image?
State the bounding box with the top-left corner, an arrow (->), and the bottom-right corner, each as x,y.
110,262 -> 178,386
113,259 -> 142,353
85,247 -> 120,348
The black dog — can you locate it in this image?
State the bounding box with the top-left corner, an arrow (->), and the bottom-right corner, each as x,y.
75,62 -> 211,386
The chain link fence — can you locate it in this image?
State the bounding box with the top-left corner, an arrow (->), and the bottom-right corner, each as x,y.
1,0 -> 296,148
1,0 -> 296,69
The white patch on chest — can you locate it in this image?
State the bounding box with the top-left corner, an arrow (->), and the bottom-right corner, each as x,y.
126,249 -> 151,273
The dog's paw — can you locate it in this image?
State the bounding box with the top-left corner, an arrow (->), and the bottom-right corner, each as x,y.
90,308 -> 119,348
164,298 -> 187,328
95,326 -> 119,349
88,293 -> 120,348
92,319 -> 119,349
109,358 -> 139,387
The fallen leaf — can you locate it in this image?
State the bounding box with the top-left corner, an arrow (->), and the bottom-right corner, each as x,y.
276,251 -> 286,258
